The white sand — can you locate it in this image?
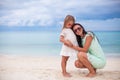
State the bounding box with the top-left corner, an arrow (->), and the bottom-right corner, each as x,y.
0,55 -> 120,80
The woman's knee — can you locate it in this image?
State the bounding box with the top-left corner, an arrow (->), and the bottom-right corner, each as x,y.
77,52 -> 87,59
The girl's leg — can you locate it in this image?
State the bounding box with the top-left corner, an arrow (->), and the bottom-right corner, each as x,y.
61,56 -> 71,77
77,52 -> 96,77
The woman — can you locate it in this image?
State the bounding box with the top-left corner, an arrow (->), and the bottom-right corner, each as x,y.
67,23 -> 106,77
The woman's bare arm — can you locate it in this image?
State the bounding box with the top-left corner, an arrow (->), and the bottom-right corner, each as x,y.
71,35 -> 93,53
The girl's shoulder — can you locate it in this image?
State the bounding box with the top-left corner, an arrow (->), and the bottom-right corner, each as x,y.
63,28 -> 71,30
62,28 -> 72,32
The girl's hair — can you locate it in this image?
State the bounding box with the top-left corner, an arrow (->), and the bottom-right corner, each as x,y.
62,15 -> 75,29
71,23 -> 87,47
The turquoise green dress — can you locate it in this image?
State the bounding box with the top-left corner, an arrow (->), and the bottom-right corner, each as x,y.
82,32 -> 106,69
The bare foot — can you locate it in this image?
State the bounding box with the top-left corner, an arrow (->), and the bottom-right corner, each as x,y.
62,72 -> 72,77
86,72 -> 96,77
86,68 -> 97,77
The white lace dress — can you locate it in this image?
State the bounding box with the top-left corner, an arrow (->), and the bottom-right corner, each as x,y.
60,28 -> 78,57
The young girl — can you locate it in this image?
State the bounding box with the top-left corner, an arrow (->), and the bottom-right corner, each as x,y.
60,15 -> 78,77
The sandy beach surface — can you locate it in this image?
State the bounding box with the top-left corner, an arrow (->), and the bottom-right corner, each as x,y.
0,55 -> 120,80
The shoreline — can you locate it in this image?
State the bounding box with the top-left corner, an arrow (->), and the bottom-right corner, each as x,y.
0,54 -> 120,80
0,52 -> 120,57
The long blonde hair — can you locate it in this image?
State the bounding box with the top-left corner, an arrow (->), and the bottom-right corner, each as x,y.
62,15 -> 75,29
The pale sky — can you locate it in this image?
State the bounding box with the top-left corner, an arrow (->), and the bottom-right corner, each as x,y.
0,0 -> 120,31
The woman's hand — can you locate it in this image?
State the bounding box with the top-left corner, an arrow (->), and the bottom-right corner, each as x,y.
64,40 -> 73,47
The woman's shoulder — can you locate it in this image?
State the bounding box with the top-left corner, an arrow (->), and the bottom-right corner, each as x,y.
86,31 -> 94,38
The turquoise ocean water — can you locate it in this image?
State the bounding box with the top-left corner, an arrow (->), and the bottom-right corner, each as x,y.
0,31 -> 120,56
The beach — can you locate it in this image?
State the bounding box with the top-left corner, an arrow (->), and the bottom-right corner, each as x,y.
0,55 -> 120,80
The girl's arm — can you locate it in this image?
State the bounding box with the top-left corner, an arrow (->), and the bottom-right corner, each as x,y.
60,35 -> 73,47
71,35 -> 93,53
60,35 -> 66,43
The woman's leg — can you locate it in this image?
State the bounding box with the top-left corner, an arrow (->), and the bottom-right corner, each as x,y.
61,56 -> 71,77
77,52 -> 96,77
74,59 -> 86,68
75,59 -> 96,71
